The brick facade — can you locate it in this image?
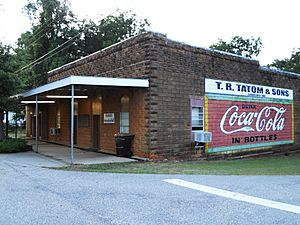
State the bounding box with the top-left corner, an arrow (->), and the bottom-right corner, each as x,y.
144,33 -> 300,159
26,32 -> 300,159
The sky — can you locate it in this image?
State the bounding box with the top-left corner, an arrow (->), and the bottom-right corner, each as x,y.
0,0 -> 299,65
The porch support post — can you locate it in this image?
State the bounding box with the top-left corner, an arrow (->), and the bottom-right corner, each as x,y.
70,84 -> 74,164
35,95 -> 38,153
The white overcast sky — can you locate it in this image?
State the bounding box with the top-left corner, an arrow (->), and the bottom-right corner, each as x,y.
0,0 -> 299,65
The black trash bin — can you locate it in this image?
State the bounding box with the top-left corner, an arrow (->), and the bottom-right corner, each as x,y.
114,133 -> 135,157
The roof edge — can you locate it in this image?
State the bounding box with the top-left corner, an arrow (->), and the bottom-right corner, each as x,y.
154,33 -> 259,65
21,76 -> 149,98
48,31 -> 161,77
47,31 -> 300,79
259,66 -> 300,78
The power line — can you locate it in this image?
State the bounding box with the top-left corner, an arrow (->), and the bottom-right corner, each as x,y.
22,0 -> 70,47
15,9 -> 119,75
15,29 -> 82,73
24,18 -> 54,47
22,35 -> 73,75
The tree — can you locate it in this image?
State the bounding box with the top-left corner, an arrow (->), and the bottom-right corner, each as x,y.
17,0 -> 150,87
210,36 -> 263,59
0,43 -> 20,140
268,48 -> 300,74
19,0 -> 78,86
78,11 -> 150,56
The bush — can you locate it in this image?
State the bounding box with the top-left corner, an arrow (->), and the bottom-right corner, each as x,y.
0,139 -> 32,153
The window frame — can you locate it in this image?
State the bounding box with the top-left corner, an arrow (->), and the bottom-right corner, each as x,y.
56,108 -> 61,129
120,95 -> 130,133
190,98 -> 204,131
192,106 -> 204,131
120,112 -> 130,133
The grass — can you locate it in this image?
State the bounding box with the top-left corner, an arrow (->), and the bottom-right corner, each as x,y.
60,153 -> 300,175
8,128 -> 26,139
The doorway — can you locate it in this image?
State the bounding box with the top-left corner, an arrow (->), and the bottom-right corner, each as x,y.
93,115 -> 100,149
74,115 -> 77,145
31,113 -> 42,138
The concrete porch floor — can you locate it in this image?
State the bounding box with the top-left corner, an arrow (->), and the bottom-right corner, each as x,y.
27,139 -> 136,165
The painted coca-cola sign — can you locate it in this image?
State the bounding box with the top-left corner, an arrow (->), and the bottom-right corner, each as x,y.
220,105 -> 286,134
205,79 -> 294,153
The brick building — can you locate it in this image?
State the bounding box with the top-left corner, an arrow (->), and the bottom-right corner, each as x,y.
21,32 -> 300,160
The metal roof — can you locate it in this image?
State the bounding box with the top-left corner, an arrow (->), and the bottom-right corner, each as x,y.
21,76 -> 149,98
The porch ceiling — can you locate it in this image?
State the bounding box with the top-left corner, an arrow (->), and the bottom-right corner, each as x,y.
20,76 -> 149,99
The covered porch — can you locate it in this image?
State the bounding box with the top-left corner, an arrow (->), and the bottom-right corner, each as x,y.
20,75 -> 149,164
26,139 -> 136,164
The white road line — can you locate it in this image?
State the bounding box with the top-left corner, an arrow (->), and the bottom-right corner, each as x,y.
163,179 -> 300,215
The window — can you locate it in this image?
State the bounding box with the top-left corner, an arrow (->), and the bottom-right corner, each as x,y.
191,98 -> 204,131
56,109 -> 61,129
78,115 -> 90,128
120,112 -> 129,133
120,96 -> 130,133
192,107 -> 204,130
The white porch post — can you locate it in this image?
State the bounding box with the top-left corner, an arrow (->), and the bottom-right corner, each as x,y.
70,84 -> 74,164
35,95 -> 38,153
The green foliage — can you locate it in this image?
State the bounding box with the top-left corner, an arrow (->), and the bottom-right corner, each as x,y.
16,0 -> 150,87
210,36 -> 263,58
17,0 -> 77,86
0,139 -> 31,153
268,48 -> 300,74
0,43 -> 20,73
0,44 -> 21,112
0,43 -> 21,140
78,11 -> 150,56
0,72 -> 20,111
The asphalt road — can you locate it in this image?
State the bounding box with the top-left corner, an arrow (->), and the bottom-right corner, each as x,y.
1,152 -> 300,225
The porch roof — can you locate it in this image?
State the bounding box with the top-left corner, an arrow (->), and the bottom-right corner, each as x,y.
21,75 -> 149,98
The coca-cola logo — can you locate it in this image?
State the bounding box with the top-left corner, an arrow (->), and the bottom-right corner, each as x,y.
220,105 -> 286,134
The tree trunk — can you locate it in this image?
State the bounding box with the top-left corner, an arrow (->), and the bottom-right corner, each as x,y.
0,111 -> 5,141
15,112 -> 18,139
5,111 -> 9,139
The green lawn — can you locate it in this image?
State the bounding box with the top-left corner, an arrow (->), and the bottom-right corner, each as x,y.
60,153 -> 300,175
8,128 -> 26,139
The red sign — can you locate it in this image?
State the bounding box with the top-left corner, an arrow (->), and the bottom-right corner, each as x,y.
208,100 -> 293,152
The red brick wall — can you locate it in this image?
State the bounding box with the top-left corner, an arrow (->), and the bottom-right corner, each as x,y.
44,33 -> 153,157
100,88 -> 147,156
77,98 -> 92,148
141,32 -> 300,159
101,90 -> 121,153
47,35 -> 151,82
130,89 -> 147,157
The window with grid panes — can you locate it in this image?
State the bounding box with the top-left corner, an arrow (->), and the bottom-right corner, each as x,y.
192,107 -> 204,131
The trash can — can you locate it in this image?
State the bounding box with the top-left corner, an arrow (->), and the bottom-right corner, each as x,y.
114,133 -> 135,157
